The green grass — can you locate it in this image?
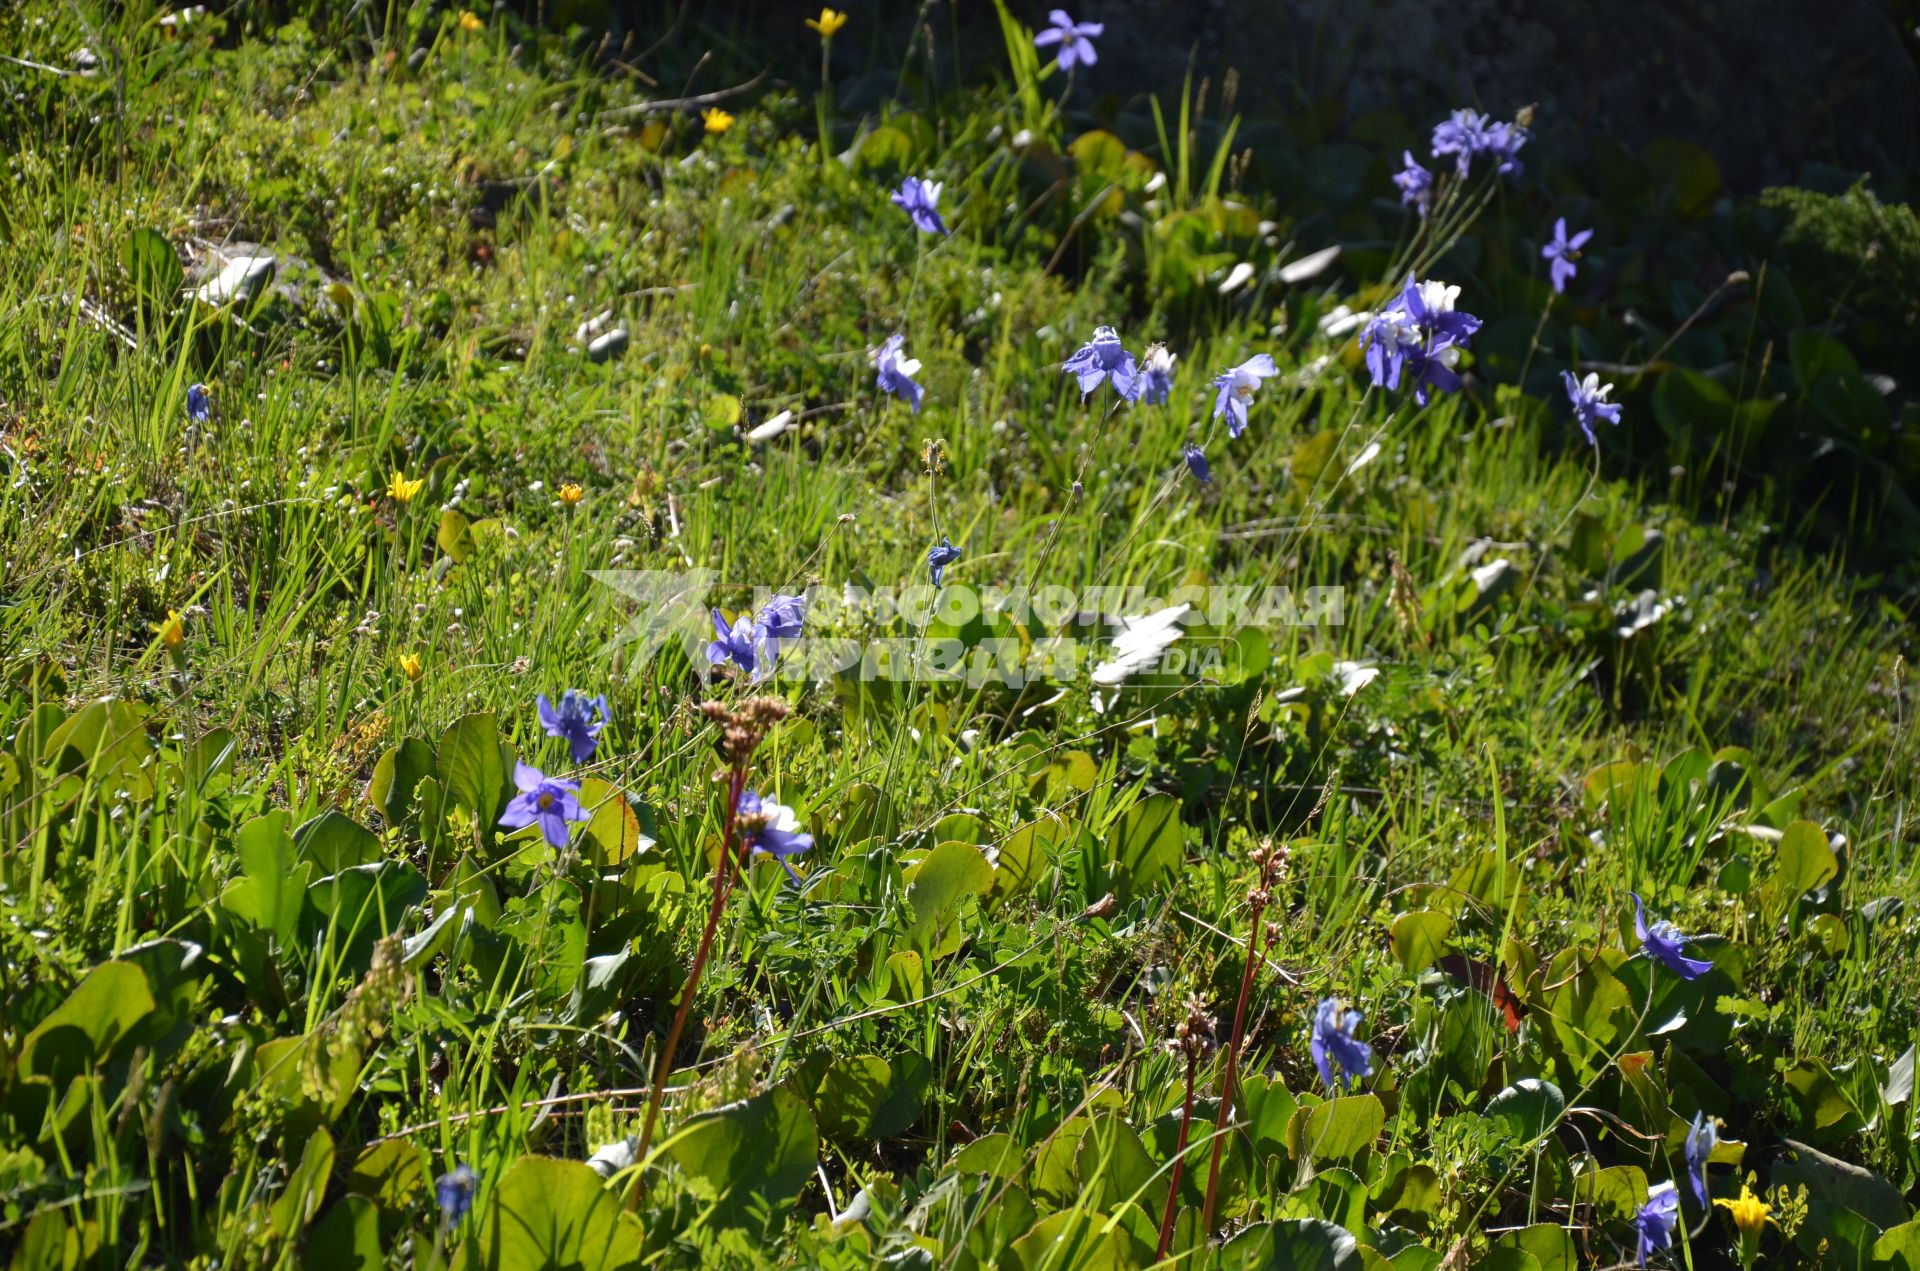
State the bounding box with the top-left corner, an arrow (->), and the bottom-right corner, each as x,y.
1,3 -> 1917,1268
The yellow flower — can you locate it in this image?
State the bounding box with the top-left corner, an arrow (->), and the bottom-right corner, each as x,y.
558,482 -> 583,507
1716,1185 -> 1772,1235
398,652 -> 424,681
701,108 -> 735,135
806,8 -> 849,37
157,610 -> 185,647
387,470 -> 425,503
458,10 -> 483,33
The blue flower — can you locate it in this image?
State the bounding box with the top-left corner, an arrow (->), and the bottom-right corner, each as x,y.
872,334 -> 925,413
1684,1111 -> 1717,1209
1635,1181 -> 1680,1265
1141,344 -> 1176,405
499,761 -> 589,849
1062,326 -> 1143,402
738,789 -> 813,884
927,536 -> 962,588
1359,277 -> 1481,405
1542,218 -> 1593,294
1632,892 -> 1714,980
537,689 -> 609,764
1210,354 -> 1278,437
890,176 -> 950,236
757,592 -> 807,642
1393,151 -> 1434,217
1183,443 -> 1211,485
435,1164 -> 477,1225
1562,370 -> 1623,445
1430,108 -> 1492,178
186,382 -> 210,423
1309,997 -> 1374,1092
1033,8 -> 1102,70
1481,119 -> 1530,175
708,609 -> 768,679
1430,108 -> 1527,178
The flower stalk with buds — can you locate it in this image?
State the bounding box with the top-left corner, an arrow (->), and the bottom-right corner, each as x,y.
1156,994 -> 1214,1259
629,696 -> 793,1204
1200,840 -> 1289,1233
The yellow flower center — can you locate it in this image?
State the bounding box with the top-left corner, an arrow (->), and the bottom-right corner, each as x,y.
537,793 -> 554,811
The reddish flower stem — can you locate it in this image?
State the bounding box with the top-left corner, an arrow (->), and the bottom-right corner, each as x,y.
1155,1046 -> 1202,1261
1199,898 -> 1266,1234
628,765 -> 746,1206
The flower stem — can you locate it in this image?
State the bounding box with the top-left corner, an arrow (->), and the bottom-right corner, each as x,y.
1199,896 -> 1266,1234
1156,1045 -> 1201,1260
628,764 -> 746,1205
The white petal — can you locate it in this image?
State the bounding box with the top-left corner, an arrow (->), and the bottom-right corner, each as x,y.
1278,244 -> 1341,284
1218,261 -> 1256,294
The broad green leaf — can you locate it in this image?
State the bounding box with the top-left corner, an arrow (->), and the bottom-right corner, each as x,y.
295,810 -> 382,872
42,697 -> 155,800
437,508 -> 475,562
221,810 -> 310,946
269,1128 -> 335,1238
579,778 -> 649,866
1109,794 -> 1183,897
906,840 -> 993,956
20,961 -> 157,1084
1782,1060 -> 1866,1142
346,1139 -> 427,1215
1390,911 -> 1452,972
437,712 -> 513,835
813,1052 -> 930,1142
302,1196 -> 381,1270
1286,1095 -> 1384,1163
954,1133 -> 1023,1179
988,814 -> 1064,905
1221,1218 -> 1360,1270
459,1155 -> 642,1269
1486,1078 -> 1566,1143
1493,1224 -> 1577,1271
663,1086 -> 816,1228
369,737 -> 436,831
1767,820 -> 1837,907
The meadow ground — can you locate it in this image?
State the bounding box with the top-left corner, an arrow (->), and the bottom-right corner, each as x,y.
2,3 -> 1918,1268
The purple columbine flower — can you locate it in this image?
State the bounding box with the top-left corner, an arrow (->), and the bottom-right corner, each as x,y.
1562,371 -> 1623,445
757,592 -> 807,642
1210,354 -> 1279,437
738,789 -> 813,884
499,761 -> 589,849
1141,343 -> 1177,405
1182,442 -> 1211,485
890,176 -> 949,236
1542,218 -> 1593,294
435,1164 -> 477,1226
708,610 -> 768,679
1393,151 -> 1434,217
1635,1181 -> 1680,1266
1431,109 -> 1491,178
186,382 -> 210,423
1482,119 -> 1529,175
1309,997 -> 1374,1093
927,536 -> 962,588
1632,892 -> 1715,980
537,689 -> 609,764
872,334 -> 925,413
1430,108 -> 1527,179
1062,326 -> 1143,402
1033,8 -> 1102,70
1684,1111 -> 1717,1209
1359,276 -> 1481,405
